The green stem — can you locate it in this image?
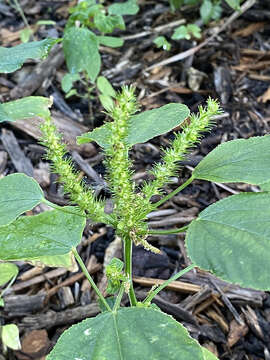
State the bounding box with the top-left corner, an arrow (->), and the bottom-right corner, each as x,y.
148,225 -> 189,235
43,199 -> 88,218
72,247 -> 112,312
153,176 -> 194,209
143,264 -> 196,304
113,284 -> 125,312
0,275 -> 17,299
124,238 -> 137,306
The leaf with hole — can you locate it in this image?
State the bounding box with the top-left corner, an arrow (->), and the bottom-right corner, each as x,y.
47,307 -> 212,360
77,103 -> 190,148
193,136 -> 270,186
0,208 -> 85,260
186,192 -> 270,290
0,263 -> 18,286
0,97 -> 52,123
0,174 -> 44,226
0,38 -> 58,73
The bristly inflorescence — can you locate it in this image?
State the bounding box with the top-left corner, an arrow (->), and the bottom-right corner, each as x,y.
40,116 -> 107,223
139,98 -> 222,217
104,87 -> 156,249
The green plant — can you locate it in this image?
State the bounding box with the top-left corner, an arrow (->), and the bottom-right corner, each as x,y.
61,0 -> 139,112
170,0 -> 242,23
1,40 -> 270,360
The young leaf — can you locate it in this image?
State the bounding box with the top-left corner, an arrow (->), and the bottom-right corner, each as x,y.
0,208 -> 85,260
77,103 -> 190,148
97,76 -> 116,97
200,0 -> 213,24
1,324 -> 21,350
0,38 -> 58,73
47,307 -> 209,360
0,174 -> 44,226
0,97 -> 52,123
63,27 -> 101,82
154,36 -> 171,51
99,94 -> 114,111
61,73 -> 80,93
186,192 -> 270,291
224,0 -> 240,10
108,0 -> 139,15
0,263 -> 19,286
98,36 -> 124,48
193,136 -> 270,185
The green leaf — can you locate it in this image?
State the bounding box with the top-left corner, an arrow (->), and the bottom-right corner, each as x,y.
61,73 -> 80,93
200,0 -> 213,24
20,28 -> 33,43
26,252 -> 75,269
0,263 -> 19,286
77,103 -> 190,148
0,38 -> 58,73
1,324 -> 21,350
169,0 -> 185,11
193,136 -> 270,185
97,36 -> 124,48
99,94 -> 114,111
224,0 -> 240,10
36,20 -> 56,26
108,0 -> 139,15
0,208 -> 85,260
202,348 -> 218,360
94,12 -> 115,33
172,25 -> 190,40
186,192 -> 270,290
0,174 -> 44,226
154,36 -> 171,51
97,76 -> 116,97
47,307 -> 206,360
63,27 -> 101,82
0,298 -> 4,307
0,96 -> 52,123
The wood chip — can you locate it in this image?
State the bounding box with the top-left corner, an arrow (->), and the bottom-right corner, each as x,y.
16,330 -> 50,360
133,276 -> 201,293
227,316 -> 249,348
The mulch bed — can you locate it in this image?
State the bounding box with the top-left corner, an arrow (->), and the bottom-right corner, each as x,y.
1,1 -> 270,359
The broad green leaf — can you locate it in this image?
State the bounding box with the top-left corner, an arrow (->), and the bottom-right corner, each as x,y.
97,36 -> 124,48
26,252 -> 76,270
97,76 -> 116,97
0,208 -> 85,260
61,73 -> 80,93
1,324 -> 21,350
0,38 -> 58,73
63,27 -> 101,82
193,136 -> 270,185
0,263 -> 18,286
108,0 -> 139,15
186,192 -> 270,290
0,97 -> 52,123
202,348 -> 219,360
47,307 -> 206,360
224,0 -> 240,10
0,174 -> 44,226
77,103 -> 190,148
200,0 -> 213,24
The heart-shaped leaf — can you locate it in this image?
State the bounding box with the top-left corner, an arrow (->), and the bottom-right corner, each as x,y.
0,263 -> 19,286
0,174 -> 44,226
0,208 -> 85,260
186,192 -> 270,290
193,136 -> 270,186
0,38 -> 58,73
0,97 -> 52,123
77,103 -> 190,148
47,307 -> 212,360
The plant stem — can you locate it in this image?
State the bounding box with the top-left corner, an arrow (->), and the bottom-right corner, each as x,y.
113,284 -> 125,312
153,176 -> 194,209
43,199 -> 88,218
72,247 -> 112,312
124,238 -> 137,306
148,225 -> 189,235
143,263 -> 196,304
